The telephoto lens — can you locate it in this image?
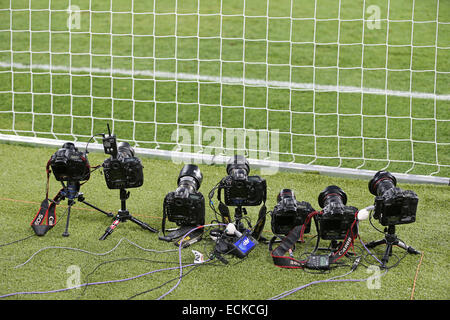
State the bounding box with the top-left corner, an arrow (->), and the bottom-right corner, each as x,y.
117,141 -> 135,159
226,155 -> 250,183
277,189 -> 295,203
175,164 -> 203,200
163,164 -> 205,228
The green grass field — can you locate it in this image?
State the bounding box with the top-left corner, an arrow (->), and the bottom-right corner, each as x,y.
0,142 -> 448,300
0,0 -> 449,177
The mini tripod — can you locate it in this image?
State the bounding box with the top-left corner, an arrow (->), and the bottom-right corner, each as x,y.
233,205 -> 248,233
61,181 -> 114,237
365,225 -> 420,268
99,188 -> 158,240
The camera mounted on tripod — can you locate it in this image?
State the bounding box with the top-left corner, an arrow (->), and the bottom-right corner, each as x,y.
160,164 -> 206,246
365,171 -> 420,268
50,142 -> 90,182
368,171 -> 418,226
221,155 -> 266,207
102,125 -> 143,190
31,141 -> 114,237
98,124 -> 157,240
211,155 -> 267,241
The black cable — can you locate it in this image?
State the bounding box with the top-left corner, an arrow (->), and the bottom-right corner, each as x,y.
0,234 -> 34,249
84,133 -> 104,155
0,206 -> 69,249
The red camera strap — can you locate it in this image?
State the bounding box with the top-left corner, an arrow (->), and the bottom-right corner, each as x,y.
30,190 -> 63,236
270,211 -> 359,268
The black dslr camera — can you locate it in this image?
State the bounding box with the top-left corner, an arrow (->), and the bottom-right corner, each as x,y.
102,126 -> 143,190
317,185 -> 358,240
270,189 -> 314,236
368,171 -> 418,226
160,164 -> 205,245
221,155 -> 266,207
50,142 -> 90,182
163,164 -> 205,227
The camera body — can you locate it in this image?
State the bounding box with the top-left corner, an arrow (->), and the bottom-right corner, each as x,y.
270,189 -> 314,235
50,142 -> 90,182
222,175 -> 267,207
102,127 -> 143,190
222,155 -> 266,207
163,164 -> 205,227
317,185 -> 358,240
103,142 -> 144,189
369,171 -> 418,226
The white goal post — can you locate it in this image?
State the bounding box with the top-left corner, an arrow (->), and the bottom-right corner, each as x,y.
0,0 -> 448,185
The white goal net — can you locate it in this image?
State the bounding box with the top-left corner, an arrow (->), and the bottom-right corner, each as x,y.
0,0 -> 448,183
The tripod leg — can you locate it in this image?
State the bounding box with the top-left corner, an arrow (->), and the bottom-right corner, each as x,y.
365,238 -> 386,249
99,217 -> 121,240
62,201 -> 73,237
129,215 -> 158,233
381,243 -> 393,268
396,239 -> 421,255
80,200 -> 114,217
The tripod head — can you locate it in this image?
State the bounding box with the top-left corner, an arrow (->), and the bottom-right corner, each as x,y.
60,180 -> 81,201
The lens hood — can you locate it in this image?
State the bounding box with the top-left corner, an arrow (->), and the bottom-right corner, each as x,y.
368,171 -> 397,196
226,155 -> 250,175
177,164 -> 203,190
318,185 -> 347,208
277,189 -> 295,203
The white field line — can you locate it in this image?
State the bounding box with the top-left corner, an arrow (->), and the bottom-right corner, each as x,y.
1,61 -> 449,101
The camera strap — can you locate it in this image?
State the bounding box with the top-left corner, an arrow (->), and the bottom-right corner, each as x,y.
269,211 -> 319,268
270,211 -> 359,268
30,158 -> 59,236
251,202 -> 266,241
328,214 -> 359,263
270,225 -> 306,268
30,189 -> 63,236
216,180 -> 232,224
251,179 -> 267,241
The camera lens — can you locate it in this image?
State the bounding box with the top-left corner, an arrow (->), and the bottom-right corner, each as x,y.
62,142 -> 77,151
277,189 -> 295,203
117,142 -> 135,158
178,164 -> 203,191
318,185 -> 347,209
226,155 -> 250,178
368,171 -> 397,196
